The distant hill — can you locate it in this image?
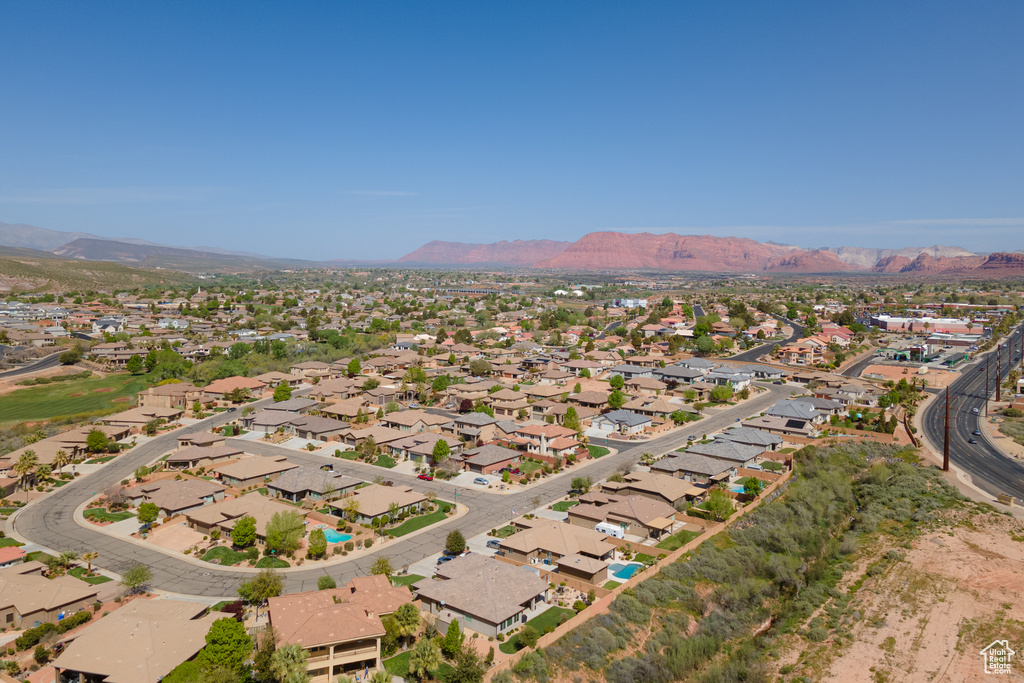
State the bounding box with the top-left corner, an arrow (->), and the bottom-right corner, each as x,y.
51,238 -> 317,273
821,245 -> 977,269
398,239 -> 572,265
0,222 -> 101,251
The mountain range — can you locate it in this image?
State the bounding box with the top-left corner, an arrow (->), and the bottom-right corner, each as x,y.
3,220 -> 1023,276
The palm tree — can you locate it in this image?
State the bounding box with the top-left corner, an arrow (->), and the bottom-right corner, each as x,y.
58,551 -> 79,571
52,449 -> 70,474
408,638 -> 441,682
82,551 -> 98,575
13,450 -> 39,503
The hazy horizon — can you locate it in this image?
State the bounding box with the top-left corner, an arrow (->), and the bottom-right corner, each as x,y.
1,2 -> 1022,259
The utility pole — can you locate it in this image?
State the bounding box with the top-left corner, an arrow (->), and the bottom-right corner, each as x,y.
943,386 -> 950,472
997,344 -> 1002,403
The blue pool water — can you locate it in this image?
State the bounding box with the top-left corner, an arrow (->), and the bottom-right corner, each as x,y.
322,529 -> 352,544
608,562 -> 642,580
728,484 -> 746,493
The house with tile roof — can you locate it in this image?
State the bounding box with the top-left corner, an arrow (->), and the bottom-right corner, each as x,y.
412,554 -> 548,637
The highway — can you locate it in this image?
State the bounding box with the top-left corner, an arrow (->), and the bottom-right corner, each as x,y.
13,383 -> 798,597
920,323 -> 1024,500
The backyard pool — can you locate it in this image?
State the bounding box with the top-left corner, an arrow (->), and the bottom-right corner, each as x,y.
608,562 -> 642,580
322,528 -> 352,544
728,484 -> 746,493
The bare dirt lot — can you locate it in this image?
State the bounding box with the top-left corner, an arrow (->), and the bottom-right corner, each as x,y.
775,510 -> 1024,683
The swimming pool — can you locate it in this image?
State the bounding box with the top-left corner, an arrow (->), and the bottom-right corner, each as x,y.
608,562 -> 642,580
322,528 -> 352,544
728,484 -> 746,493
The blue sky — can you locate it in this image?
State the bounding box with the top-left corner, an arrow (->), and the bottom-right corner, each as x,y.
1,2 -> 1022,260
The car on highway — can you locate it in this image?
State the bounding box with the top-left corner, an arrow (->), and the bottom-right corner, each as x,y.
973,429 -> 981,436
687,435 -> 697,441
968,438 -> 978,444
472,477 -> 489,486
972,407 -> 980,414
417,473 -> 434,481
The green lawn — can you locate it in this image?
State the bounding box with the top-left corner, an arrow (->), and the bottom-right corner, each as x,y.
390,574 -> 425,587
519,460 -> 543,474
587,445 -> 610,458
372,454 -> 396,468
552,500 -> 578,512
603,580 -> 622,590
635,553 -> 659,564
68,567 -> 112,584
655,529 -> 701,552
85,455 -> 117,464
499,607 -> 576,653
491,525 -> 516,538
389,502 -> 452,538
0,538 -> 24,548
26,551 -> 56,564
84,508 -> 135,523
0,508 -> 19,515
202,546 -> 251,566
255,556 -> 290,569
383,651 -> 454,679
0,371 -> 154,426
336,451 -> 360,460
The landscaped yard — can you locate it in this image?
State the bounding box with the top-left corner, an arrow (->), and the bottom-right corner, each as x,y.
202,546 -> 252,566
389,501 -> 452,538
26,551 -> 56,564
518,460 -> 543,474
336,451 -> 360,460
634,553 -> 659,564
383,651 -> 454,679
85,455 -> 117,464
372,454 -> 396,468
68,567 -> 112,584
498,606 -> 576,653
255,556 -> 289,569
491,525 -> 516,538
655,528 -> 701,551
0,371 -> 154,426
0,538 -> 24,548
603,580 -> 621,590
84,508 -> 135,524
390,574 -> 424,587
552,500 -> 578,512
587,445 -> 610,458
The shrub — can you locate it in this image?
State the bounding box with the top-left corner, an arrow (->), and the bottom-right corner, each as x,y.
364,538 -> 373,548
1004,407 -> 1023,418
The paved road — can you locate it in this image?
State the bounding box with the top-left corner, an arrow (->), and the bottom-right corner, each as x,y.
842,352 -> 879,379
13,383 -> 798,598
729,317 -> 804,363
920,323 -> 1024,499
0,350 -> 63,379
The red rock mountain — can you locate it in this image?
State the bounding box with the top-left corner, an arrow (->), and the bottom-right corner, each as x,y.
397,239 -> 571,265
898,253 -> 988,273
396,232 -> 1024,276
975,252 -> 1024,273
871,255 -> 913,273
531,232 -> 807,271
